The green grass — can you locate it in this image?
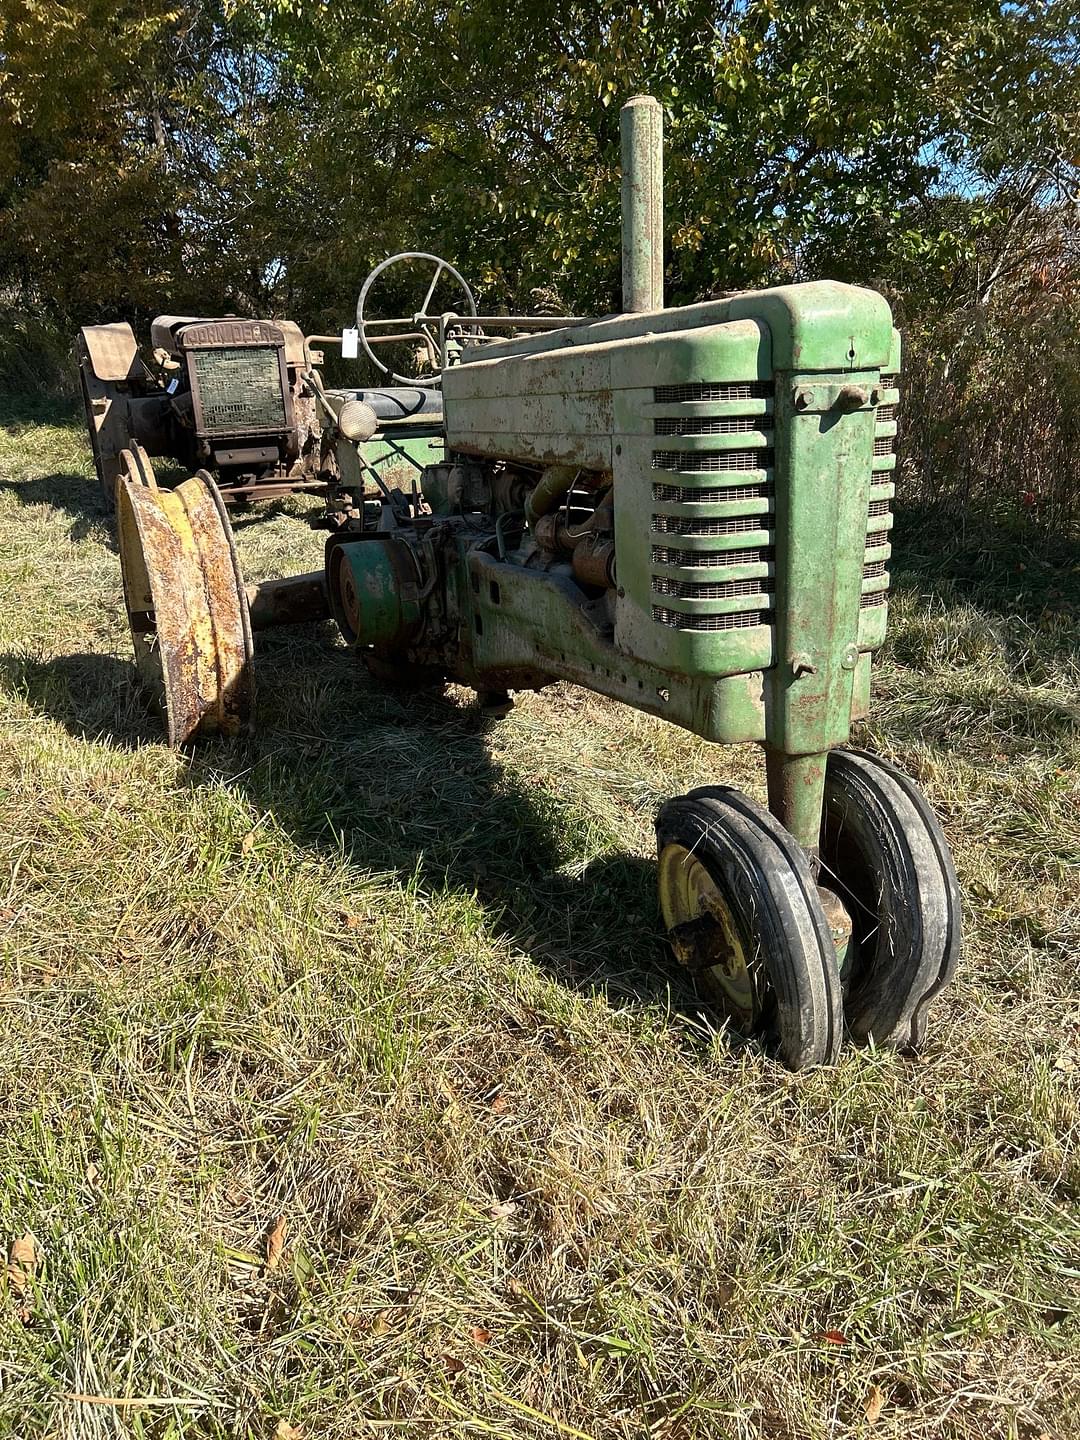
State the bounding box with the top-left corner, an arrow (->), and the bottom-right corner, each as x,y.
0,401 -> 1077,1439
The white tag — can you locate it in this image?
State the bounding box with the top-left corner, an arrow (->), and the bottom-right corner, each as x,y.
341,327 -> 359,359
166,378 -> 179,395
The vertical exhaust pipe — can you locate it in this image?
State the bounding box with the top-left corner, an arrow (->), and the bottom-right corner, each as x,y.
620,96 -> 664,313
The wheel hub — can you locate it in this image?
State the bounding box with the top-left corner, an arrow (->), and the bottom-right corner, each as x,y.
657,842 -> 756,1024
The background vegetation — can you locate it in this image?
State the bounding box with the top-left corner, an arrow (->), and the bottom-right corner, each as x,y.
1,0 -> 1079,530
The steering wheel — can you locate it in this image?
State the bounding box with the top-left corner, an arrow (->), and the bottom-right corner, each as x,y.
355,252 -> 478,387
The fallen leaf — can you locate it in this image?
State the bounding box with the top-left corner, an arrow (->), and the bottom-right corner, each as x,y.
371,1311 -> 392,1337
264,1216 -> 287,1272
441,1354 -> 466,1377
818,1329 -> 847,1345
274,1422 -> 302,1440
488,1201 -> 517,1221
0,907 -> 14,923
490,1094 -> 508,1114
470,1326 -> 492,1345
6,1234 -> 36,1296
85,1162 -> 100,1189
864,1385 -> 885,1424
341,912 -> 367,930
240,829 -> 257,855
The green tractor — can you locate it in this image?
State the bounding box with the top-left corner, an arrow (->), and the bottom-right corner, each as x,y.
111,97 -> 960,1069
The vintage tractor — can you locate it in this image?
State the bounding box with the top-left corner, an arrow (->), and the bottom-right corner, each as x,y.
77,268 -> 462,510
111,98 -> 960,1068
77,315 -> 327,506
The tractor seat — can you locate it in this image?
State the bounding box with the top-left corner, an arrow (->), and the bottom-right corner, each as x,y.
331,386 -> 443,421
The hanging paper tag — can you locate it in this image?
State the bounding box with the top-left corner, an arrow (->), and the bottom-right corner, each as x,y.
341,327 -> 359,359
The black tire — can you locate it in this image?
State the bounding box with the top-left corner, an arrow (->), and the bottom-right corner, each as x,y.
655,788 -> 843,1070
820,748 -> 961,1051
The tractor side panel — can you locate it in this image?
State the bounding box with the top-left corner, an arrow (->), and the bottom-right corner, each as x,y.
444,282 -> 897,757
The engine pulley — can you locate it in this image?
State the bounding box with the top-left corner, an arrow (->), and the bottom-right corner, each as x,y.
327,535 -> 425,652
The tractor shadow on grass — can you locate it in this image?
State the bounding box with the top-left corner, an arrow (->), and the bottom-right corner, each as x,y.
0,651 -> 163,749
213,625 -> 701,1025
2,629 -> 708,1036
0,469 -> 117,546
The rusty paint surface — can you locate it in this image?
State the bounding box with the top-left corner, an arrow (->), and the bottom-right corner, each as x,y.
79,322 -> 139,382
116,446 -> 254,745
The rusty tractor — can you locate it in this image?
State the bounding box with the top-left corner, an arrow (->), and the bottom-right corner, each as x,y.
108,97 -> 960,1069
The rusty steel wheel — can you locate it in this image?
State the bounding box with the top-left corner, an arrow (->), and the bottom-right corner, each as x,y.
116,444 -> 255,745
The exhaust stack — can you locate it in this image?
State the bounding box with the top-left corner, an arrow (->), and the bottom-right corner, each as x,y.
620,96 -> 664,313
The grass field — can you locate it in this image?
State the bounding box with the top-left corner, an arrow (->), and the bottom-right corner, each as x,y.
0,401 -> 1077,1440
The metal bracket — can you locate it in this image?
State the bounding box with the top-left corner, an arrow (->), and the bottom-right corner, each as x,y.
792,382 -> 882,414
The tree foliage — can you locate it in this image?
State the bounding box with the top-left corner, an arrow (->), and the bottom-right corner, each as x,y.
3,0 -> 1080,528
1,0 -> 1075,325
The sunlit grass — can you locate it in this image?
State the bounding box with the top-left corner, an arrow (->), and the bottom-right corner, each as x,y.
0,403 -> 1077,1439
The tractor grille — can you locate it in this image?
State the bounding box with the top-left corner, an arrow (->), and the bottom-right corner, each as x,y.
650,381 -> 775,632
191,346 -> 286,433
649,372 -> 897,630
862,376 -> 899,610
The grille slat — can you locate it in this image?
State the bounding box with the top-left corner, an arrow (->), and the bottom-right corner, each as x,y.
654,382 -> 772,403
868,497 -> 891,517
653,513 -> 771,536
873,436 -> 894,457
652,482 -> 774,504
652,545 -> 774,568
861,592 -> 888,610
652,448 -> 773,473
654,416 -> 769,436
653,577 -> 774,601
652,606 -> 767,631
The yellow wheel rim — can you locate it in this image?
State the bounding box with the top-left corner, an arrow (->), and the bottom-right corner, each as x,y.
657,842 -> 756,1024
116,445 -> 254,746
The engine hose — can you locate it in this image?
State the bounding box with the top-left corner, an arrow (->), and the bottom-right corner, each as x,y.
524,464 -> 579,531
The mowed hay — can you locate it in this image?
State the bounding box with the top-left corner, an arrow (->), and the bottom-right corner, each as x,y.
0,402 -> 1077,1439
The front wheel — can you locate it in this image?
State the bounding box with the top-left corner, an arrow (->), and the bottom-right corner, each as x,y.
819,748 -> 961,1051
656,788 -> 843,1070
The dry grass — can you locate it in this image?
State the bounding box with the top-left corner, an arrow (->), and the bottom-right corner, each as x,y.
0,400 -> 1077,1440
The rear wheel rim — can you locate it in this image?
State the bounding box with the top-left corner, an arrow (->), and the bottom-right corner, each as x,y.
116,446 -> 254,745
